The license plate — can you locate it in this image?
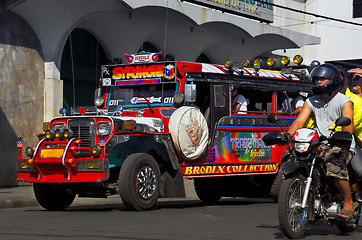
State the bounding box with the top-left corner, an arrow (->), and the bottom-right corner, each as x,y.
40,149 -> 64,158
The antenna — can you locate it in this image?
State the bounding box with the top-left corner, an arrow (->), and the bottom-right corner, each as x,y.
95,37 -> 99,88
67,8 -> 76,107
163,1 -> 169,57
161,1 -> 169,109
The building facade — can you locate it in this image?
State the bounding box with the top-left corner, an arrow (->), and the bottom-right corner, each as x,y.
274,0 -> 362,66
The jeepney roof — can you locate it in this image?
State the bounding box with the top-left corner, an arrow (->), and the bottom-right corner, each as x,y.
176,61 -> 312,93
101,61 -> 312,93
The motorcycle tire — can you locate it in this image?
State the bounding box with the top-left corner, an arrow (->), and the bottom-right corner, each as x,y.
278,172 -> 309,239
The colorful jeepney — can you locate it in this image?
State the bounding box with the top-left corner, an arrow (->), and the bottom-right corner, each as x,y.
17,55 -> 312,210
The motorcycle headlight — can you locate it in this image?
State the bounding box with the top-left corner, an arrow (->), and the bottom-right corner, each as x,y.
97,122 -> 111,136
294,142 -> 310,153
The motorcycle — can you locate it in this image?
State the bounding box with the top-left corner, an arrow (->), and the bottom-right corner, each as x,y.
263,115 -> 361,239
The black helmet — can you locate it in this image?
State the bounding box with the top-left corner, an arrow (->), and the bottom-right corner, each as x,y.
310,63 -> 340,95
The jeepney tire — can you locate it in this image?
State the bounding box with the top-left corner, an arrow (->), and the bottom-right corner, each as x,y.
119,153 -> 161,211
33,183 -> 76,211
194,178 -> 222,205
269,170 -> 283,202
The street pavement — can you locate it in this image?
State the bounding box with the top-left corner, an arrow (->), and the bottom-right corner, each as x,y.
0,179 -> 198,209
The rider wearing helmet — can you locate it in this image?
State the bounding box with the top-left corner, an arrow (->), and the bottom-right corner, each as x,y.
288,63 -> 356,221
311,63 -> 341,95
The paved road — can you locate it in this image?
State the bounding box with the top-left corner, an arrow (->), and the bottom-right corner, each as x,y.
0,196 -> 361,240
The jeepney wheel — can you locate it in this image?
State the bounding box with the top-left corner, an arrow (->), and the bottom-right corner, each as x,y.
194,178 -> 222,204
269,170 -> 283,202
119,153 -> 161,211
33,183 -> 76,211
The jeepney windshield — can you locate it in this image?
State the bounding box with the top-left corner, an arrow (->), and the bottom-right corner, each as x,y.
107,83 -> 177,108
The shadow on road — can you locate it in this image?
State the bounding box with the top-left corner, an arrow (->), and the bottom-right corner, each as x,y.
25,196 -> 276,212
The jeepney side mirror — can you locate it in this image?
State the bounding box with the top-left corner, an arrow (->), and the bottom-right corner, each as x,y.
94,87 -> 104,108
184,83 -> 196,102
267,114 -> 278,123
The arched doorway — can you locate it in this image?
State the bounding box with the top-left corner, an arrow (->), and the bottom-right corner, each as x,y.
196,53 -> 212,63
138,42 -> 159,53
61,28 -> 107,108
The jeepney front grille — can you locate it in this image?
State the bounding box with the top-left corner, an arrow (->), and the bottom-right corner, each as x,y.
69,119 -> 95,148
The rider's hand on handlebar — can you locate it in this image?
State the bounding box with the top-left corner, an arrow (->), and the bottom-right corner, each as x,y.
278,132 -> 291,146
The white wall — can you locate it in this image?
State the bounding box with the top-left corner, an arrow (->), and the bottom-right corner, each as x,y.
274,0 -> 362,64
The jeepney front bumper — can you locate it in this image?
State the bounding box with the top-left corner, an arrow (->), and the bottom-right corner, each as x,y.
17,137 -> 109,183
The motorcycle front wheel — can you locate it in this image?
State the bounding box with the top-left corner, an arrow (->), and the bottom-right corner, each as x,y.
278,173 -> 309,239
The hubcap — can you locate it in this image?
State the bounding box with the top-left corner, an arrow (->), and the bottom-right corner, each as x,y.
136,166 -> 156,200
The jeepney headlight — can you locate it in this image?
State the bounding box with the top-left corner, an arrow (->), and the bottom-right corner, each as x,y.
63,129 -> 73,139
45,130 -> 54,140
25,147 -> 34,157
97,122 -> 111,136
294,142 -> 310,153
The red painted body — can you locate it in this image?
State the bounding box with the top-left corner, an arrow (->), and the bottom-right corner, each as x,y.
18,61 -> 307,185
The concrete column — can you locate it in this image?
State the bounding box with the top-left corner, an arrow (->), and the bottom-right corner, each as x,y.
44,62 -> 63,122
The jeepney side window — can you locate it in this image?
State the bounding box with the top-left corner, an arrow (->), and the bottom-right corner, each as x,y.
277,91 -> 306,115
233,89 -> 272,115
195,82 -> 210,114
214,85 -> 225,107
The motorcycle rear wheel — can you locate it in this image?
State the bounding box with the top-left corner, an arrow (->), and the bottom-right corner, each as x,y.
278,173 -> 309,239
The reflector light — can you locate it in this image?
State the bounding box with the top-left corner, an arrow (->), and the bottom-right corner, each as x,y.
241,59 -> 250,67
91,146 -> 101,157
20,162 -> 31,169
293,55 -> 303,65
267,57 -> 276,67
224,60 -> 233,69
124,120 -> 137,131
253,58 -> 262,66
281,56 -> 290,66
67,159 -> 75,164
315,147 -> 323,153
